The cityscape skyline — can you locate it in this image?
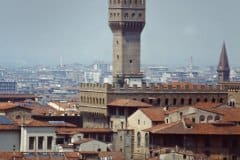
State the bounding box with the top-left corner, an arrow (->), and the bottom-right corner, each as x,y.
0,0 -> 239,67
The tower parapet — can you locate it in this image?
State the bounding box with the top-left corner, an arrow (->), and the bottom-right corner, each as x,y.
80,83 -> 224,93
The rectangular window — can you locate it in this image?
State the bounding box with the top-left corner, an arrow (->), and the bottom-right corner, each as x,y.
38,136 -> 44,150
119,108 -> 124,116
56,138 -> 64,145
121,121 -> 124,129
47,136 -> 53,150
110,121 -> 113,128
29,137 -> 35,150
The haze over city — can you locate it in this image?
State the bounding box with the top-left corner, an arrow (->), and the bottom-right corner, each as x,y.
0,0 -> 239,67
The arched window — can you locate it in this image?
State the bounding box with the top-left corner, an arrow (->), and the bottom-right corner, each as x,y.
118,0 -> 120,4
173,98 -> 177,105
132,13 -> 135,17
16,115 -> 21,119
204,98 -> 208,102
181,98 -> 185,105
219,98 -> 223,103
196,98 -> 200,102
207,115 -> 213,122
102,99 -> 105,105
149,99 -> 153,104
93,98 -> 95,104
212,98 -> 216,103
188,98 -> 192,105
141,98 -> 145,102
145,133 -> 149,147
137,132 -> 141,147
157,98 -> 161,105
199,115 -> 205,122
96,98 -> 98,104
215,115 -> 220,121
165,98 -> 169,106
99,98 -> 102,104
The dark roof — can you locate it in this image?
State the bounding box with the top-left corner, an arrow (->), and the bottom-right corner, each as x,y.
217,42 -> 230,71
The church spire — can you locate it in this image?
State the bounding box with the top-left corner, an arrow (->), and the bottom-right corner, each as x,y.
217,41 -> 230,82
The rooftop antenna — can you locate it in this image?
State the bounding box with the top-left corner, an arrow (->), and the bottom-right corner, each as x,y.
187,56 -> 194,78
60,56 -> 63,67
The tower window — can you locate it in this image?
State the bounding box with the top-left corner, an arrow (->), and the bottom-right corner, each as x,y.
129,60 -> 132,63
117,55 -> 119,60
132,13 -> 135,17
116,40 -> 119,44
138,13 -> 142,17
124,13 -> 128,18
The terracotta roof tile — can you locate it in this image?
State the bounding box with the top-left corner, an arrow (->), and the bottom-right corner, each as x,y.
0,124 -> 19,131
146,121 -> 240,135
13,119 -> 76,128
216,108 -> 240,122
108,99 -> 152,108
56,128 -> 113,135
140,108 -> 167,122
99,152 -> 125,160
0,102 -> 32,111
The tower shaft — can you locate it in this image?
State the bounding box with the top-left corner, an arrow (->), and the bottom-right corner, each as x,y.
108,0 -> 145,86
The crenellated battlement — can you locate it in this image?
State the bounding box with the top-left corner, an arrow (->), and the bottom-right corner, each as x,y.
80,83 -> 225,93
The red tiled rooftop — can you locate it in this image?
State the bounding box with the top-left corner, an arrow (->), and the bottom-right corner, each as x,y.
13,119 -> 76,128
140,108 -> 167,122
194,102 -> 222,109
108,99 -> 152,108
0,124 -> 19,131
146,121 -> 240,135
99,152 -> 125,160
56,128 -> 113,135
216,108 -> 240,122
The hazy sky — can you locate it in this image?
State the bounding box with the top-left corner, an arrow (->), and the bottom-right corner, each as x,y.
0,0 -> 239,67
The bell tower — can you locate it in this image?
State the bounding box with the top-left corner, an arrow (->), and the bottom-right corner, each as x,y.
217,42 -> 230,82
108,0 -> 145,87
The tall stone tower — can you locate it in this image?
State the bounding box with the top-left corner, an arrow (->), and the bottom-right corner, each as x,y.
217,42 -> 230,82
108,0 -> 145,87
